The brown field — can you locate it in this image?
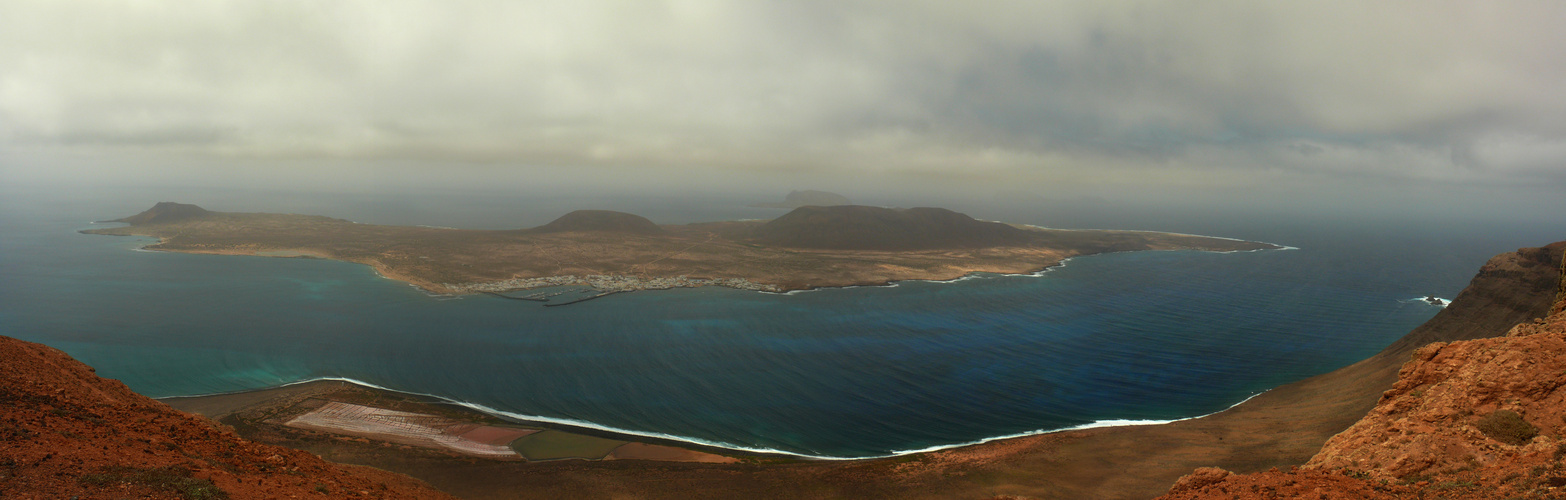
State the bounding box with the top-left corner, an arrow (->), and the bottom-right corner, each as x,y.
166,380 -> 737,466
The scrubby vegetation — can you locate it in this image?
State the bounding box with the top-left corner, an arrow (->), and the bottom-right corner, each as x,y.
78,465 -> 229,500
1476,410 -> 1537,445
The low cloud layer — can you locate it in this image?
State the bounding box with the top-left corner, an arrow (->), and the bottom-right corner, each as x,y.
3,1 -> 1564,191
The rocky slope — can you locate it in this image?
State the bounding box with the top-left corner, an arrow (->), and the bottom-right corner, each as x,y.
526,209 -> 666,235
1160,241 -> 1566,500
0,336 -> 455,500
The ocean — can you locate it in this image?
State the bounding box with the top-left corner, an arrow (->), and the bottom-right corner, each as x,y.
0,186 -> 1556,458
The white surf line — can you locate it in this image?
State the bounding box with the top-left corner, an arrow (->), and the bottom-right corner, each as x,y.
1024,225 -> 1298,252
275,377 -> 825,459
1401,296 -> 1451,308
883,391 -> 1268,456
174,376 -> 1271,461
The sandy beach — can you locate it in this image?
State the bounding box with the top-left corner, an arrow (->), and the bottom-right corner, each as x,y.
163,380 -> 738,465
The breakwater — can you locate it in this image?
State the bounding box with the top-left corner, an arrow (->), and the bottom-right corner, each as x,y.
445,274 -> 782,294
479,291 -> 548,302
542,291 -> 623,307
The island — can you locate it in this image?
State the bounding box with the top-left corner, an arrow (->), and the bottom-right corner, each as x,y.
82,202 -> 1279,296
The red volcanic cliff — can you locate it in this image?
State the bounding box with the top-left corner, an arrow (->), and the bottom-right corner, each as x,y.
1161,242 -> 1566,500
0,337 -> 455,500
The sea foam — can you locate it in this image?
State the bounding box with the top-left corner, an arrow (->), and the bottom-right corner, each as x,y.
202,376 -> 1269,461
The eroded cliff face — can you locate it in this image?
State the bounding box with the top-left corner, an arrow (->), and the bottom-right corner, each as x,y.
1160,242 -> 1566,500
1310,312 -> 1566,481
0,337 -> 455,500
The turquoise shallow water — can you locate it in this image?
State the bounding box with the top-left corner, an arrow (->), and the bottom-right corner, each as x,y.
0,193 -> 1549,458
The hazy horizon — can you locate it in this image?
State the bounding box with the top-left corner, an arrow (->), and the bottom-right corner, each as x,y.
3,2 -> 1565,229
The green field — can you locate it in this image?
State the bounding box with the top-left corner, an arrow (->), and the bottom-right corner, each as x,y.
509,430 -> 628,461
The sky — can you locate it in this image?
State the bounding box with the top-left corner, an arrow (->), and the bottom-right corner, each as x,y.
2,1 -> 1564,218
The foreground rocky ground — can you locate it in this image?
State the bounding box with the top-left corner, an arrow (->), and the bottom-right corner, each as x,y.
0,337 -> 455,499
1160,243 -> 1566,500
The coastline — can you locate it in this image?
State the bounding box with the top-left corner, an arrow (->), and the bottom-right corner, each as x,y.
163,378 -> 751,463
430,235 -> 1289,296
769,242 -> 1295,296
51,241 -> 1566,499
164,375 -> 1269,461
109,235 -> 1289,298
48,206 -> 1553,498
95,214 -> 1302,459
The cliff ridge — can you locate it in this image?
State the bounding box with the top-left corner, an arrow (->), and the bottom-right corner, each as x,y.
1160,241 -> 1566,500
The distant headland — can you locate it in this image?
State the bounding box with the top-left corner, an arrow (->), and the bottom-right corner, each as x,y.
748,189 -> 852,208
83,202 -> 1280,297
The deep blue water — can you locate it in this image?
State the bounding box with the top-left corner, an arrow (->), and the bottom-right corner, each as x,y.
1,189 -> 1557,458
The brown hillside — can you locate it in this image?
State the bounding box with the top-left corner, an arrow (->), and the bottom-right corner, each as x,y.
109,201 -> 211,226
0,336 -> 455,500
754,205 -> 1033,250
526,209 -> 665,235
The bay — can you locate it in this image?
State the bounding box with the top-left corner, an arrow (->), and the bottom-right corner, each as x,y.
0,190 -> 1550,457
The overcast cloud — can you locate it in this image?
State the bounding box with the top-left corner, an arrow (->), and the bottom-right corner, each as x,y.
2,1 -> 1564,197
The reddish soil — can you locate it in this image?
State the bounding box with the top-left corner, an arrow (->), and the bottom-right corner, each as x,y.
0,336 -> 455,500
1159,242 -> 1566,500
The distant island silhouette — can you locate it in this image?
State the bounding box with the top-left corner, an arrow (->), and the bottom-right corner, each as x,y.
749,189 -> 852,208
755,205 -> 1032,250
